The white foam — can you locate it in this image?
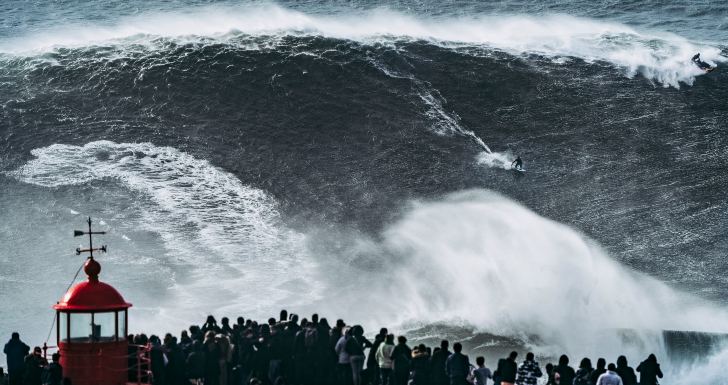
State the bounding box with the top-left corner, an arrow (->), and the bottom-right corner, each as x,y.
0,4 -> 722,87
9,141 -> 320,328
329,190 -> 728,365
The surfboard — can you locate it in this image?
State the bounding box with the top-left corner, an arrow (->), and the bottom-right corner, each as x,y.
514,168 -> 526,173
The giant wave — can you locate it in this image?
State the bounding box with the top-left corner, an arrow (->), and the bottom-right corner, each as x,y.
0,4 -> 724,88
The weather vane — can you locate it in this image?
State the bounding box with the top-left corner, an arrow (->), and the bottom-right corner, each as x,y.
74,217 -> 107,258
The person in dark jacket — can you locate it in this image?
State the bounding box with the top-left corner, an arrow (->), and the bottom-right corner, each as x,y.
515,352 -> 541,385
590,358 -> 606,385
391,336 -> 411,385
544,363 -> 555,385
409,344 -> 430,385
497,351 -> 518,385
445,343 -> 470,385
186,340 -> 206,384
430,341 -> 451,385
553,355 -> 575,385
22,347 -> 46,385
4,333 -> 29,385
203,331 -> 221,385
572,358 -> 592,385
345,326 -> 371,385
636,354 -> 662,385
615,356 -> 636,385
43,353 -> 62,385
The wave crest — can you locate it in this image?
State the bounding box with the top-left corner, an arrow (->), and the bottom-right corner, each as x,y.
1,4 -> 723,87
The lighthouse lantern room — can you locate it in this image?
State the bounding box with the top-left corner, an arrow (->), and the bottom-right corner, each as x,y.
53,218 -> 132,385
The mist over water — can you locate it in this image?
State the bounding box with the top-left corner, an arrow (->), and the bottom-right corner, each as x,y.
8,143 -> 728,384
2,0 -> 728,382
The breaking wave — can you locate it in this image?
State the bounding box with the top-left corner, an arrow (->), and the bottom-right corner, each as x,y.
0,4 -> 724,87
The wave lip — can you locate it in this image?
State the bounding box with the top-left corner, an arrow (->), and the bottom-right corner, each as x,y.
1,4 -> 723,87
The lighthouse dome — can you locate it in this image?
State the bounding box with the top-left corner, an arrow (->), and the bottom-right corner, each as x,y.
53,258 -> 131,311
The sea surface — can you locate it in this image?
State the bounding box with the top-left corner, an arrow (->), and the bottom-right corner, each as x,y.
1,1 -> 728,382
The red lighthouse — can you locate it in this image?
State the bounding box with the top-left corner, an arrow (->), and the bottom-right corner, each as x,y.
53,218 -> 132,385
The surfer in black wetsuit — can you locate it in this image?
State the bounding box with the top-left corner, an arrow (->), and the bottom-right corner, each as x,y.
511,156 -> 523,170
692,53 -> 713,71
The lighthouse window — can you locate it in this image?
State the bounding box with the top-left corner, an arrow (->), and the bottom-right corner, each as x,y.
69,313 -> 93,342
59,312 -> 69,342
93,312 -> 117,341
118,310 -> 127,339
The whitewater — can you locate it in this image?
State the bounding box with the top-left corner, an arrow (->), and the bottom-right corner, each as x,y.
2,1 -> 728,384
5,141 -> 728,384
0,4 -> 724,88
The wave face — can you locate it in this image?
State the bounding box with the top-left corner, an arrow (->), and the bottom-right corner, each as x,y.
0,4 -> 724,88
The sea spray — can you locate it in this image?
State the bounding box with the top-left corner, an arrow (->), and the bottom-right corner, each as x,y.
0,4 -> 722,88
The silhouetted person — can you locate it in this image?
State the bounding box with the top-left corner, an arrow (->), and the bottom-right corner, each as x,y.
221,317 -> 233,335
409,344 -> 430,385
544,363 -> 555,385
590,358 -> 606,385
596,363 -> 622,385
4,333 -> 29,385
573,358 -> 592,385
497,351 -> 517,385
515,352 -> 541,385
430,340 -> 451,385
445,342 -> 469,385
202,315 -> 219,334
615,356 -> 636,385
553,355 -> 574,385
635,354 -> 662,385
203,331 -> 221,385
473,356 -> 492,385
692,53 -> 713,70
186,340 -> 206,384
148,336 -> 166,385
391,336 -> 411,385
22,346 -> 46,385
511,156 -> 523,171
345,325 -> 370,385
43,353 -> 62,385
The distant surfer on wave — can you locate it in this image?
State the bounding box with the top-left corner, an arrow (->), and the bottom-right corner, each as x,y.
692,53 -> 715,72
511,156 -> 523,171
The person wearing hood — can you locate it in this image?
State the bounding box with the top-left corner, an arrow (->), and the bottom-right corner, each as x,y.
391,336 -> 411,385
615,356 -> 636,385
636,354 -> 663,385
573,358 -> 593,385
409,344 -> 431,385
4,333 -> 29,385
590,358 -> 607,385
515,352 -> 541,385
552,355 -> 574,385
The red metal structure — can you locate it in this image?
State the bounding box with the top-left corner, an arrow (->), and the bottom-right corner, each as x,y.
53,218 -> 133,385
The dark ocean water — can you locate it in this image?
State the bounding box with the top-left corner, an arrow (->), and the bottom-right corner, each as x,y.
1,1 -> 728,380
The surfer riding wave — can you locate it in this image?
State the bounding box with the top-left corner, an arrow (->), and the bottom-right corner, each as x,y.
692,53 -> 715,72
